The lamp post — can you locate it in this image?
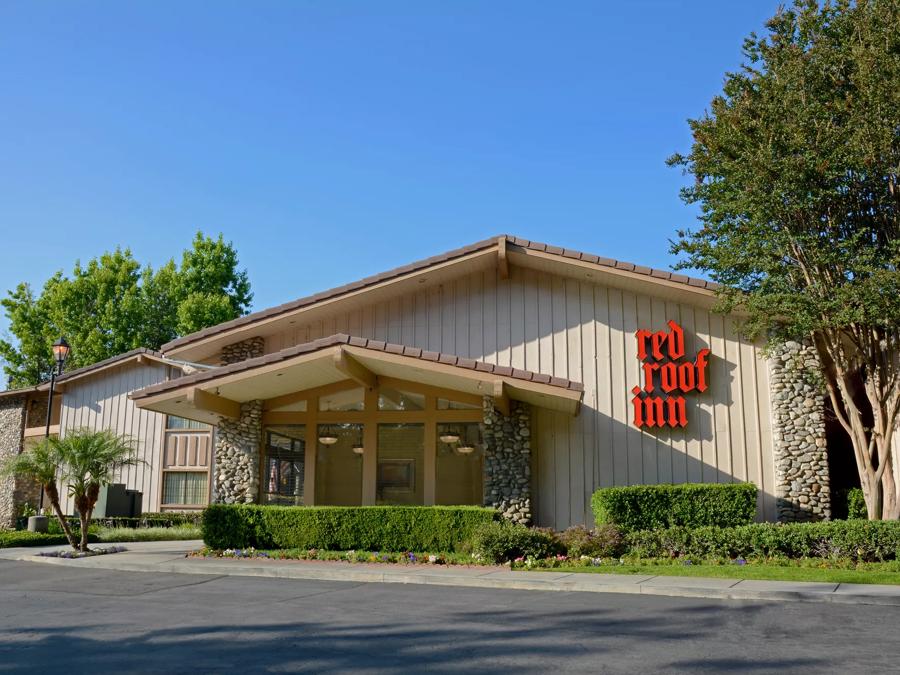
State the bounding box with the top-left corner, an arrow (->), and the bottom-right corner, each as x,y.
39,337 -> 70,511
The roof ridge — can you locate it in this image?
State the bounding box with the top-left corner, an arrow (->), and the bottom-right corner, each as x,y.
161,234 -> 716,354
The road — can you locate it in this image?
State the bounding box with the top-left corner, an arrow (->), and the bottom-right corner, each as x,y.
0,558 -> 898,673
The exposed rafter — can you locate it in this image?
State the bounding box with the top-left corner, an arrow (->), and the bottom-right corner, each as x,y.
187,387 -> 240,420
497,235 -> 509,279
333,348 -> 377,389
492,380 -> 510,417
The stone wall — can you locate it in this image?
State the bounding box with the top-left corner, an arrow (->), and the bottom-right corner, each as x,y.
221,336 -> 265,365
768,340 -> 831,522
213,400 -> 263,504
0,397 -> 27,529
482,398 -> 532,525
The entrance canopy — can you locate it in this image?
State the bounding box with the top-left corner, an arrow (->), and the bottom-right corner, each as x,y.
131,334 -> 583,424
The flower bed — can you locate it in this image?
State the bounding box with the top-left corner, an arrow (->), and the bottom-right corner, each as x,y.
192,546 -> 481,566
39,545 -> 127,559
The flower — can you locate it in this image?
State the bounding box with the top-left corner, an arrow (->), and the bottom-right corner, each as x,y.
428,554 -> 438,564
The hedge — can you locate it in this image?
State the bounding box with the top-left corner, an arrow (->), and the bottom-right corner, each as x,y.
202,504 -> 498,552
19,512 -> 204,532
471,521 -> 562,563
626,520 -> 900,562
0,531 -> 99,548
847,488 -> 867,520
592,483 -> 758,530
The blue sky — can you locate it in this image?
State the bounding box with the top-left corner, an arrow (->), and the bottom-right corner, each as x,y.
0,1 -> 777,332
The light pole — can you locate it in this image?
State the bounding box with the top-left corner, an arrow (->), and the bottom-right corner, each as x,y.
39,337 -> 70,511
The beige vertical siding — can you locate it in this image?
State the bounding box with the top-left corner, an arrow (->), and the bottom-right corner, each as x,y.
58,362 -> 169,514
265,266 -> 776,529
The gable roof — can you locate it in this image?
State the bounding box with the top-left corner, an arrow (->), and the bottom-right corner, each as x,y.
161,234 -> 719,360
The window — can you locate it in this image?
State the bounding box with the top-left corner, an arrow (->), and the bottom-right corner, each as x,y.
319,388 -> 365,412
162,472 -> 208,506
377,423 -> 424,505
166,415 -> 211,430
378,387 -> 425,411
315,424 -> 363,505
436,422 -> 483,505
437,398 -> 481,411
264,426 -> 306,505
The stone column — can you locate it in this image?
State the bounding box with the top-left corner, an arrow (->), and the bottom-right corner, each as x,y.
768,340 -> 831,522
212,336 -> 267,505
221,336 -> 265,365
213,401 -> 263,504
0,396 -> 29,529
482,397 -> 532,525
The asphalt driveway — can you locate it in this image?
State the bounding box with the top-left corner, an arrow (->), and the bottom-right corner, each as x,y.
0,558 -> 897,673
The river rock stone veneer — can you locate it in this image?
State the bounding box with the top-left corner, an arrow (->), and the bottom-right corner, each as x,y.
213,400 -> 262,504
0,397 -> 27,529
221,336 -> 265,365
768,340 -> 831,522
482,398 -> 532,525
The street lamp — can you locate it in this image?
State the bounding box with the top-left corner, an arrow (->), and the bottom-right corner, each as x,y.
39,337 -> 70,511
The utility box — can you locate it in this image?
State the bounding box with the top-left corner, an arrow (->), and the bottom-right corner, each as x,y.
93,484 -> 143,518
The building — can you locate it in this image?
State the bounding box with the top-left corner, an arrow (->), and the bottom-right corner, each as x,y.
0,235 -> 843,529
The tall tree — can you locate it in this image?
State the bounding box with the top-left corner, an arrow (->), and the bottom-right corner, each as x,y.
0,232 -> 253,387
669,0 -> 900,518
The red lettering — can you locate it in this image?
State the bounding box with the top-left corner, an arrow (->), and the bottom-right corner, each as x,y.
635,329 -> 652,360
660,362 -> 678,393
667,320 -> 685,360
631,386 -> 644,427
666,396 -> 687,427
651,332 -> 666,361
695,348 -> 710,392
642,361 -> 659,392
644,396 -> 665,428
677,361 -> 695,392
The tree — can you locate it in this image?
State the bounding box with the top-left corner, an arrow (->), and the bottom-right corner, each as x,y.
0,440 -> 78,549
0,232 -> 253,387
669,0 -> 900,518
55,429 -> 141,551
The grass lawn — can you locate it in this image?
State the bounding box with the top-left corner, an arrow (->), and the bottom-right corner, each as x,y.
544,561 -> 900,585
94,525 -> 202,542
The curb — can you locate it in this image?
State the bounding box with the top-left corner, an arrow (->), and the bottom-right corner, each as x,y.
8,550 -> 900,606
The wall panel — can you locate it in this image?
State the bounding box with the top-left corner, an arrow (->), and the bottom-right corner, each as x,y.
271,266 -> 777,528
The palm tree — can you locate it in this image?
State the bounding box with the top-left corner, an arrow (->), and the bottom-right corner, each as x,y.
1,440 -> 78,549
54,429 -> 141,551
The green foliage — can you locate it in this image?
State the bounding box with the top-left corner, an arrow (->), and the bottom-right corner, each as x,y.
626,520 -> 900,563
592,483 -> 758,531
202,504 -> 497,552
557,525 -> 625,558
95,525 -> 201,542
667,0 -> 900,518
0,439 -> 60,487
470,521 -> 563,563
0,530 -> 98,548
0,232 -> 252,387
848,488 -> 868,520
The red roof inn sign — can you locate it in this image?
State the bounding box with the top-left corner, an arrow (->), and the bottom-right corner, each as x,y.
631,321 -> 710,429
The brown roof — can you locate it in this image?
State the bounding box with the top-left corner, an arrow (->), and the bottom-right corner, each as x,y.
134,333 -> 583,401
161,234 -> 717,353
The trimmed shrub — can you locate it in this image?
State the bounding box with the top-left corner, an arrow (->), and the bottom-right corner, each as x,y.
625,520 -> 900,562
557,525 -> 624,558
202,504 -> 497,552
0,531 -> 98,548
471,521 -> 562,563
592,483 -> 758,530
21,511 -> 204,532
847,488 -> 867,520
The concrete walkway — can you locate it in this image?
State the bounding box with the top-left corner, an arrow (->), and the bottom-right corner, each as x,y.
2,539 -> 900,606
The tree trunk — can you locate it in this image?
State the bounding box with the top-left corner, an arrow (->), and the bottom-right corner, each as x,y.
866,479 -> 884,521
43,482 -> 79,550
79,510 -> 90,552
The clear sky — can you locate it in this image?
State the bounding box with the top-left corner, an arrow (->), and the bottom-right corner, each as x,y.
0,1 -> 777,334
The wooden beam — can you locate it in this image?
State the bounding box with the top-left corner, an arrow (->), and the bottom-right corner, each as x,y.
492,380 -> 510,417
497,236 -> 509,279
333,348 -> 377,389
263,379 -> 356,411
187,388 -> 240,420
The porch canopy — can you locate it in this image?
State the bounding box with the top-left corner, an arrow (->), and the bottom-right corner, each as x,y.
130,334 -> 583,423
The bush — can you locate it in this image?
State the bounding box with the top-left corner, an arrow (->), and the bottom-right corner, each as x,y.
592,482 -> 758,530
557,525 -> 624,558
625,519 -> 900,562
471,521 -> 563,563
0,530 -> 98,548
19,511 -> 204,532
202,504 -> 497,552
847,488 -> 867,520
95,525 -> 202,542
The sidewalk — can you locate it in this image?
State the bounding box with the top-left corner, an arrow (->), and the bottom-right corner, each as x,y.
3,539 -> 900,606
